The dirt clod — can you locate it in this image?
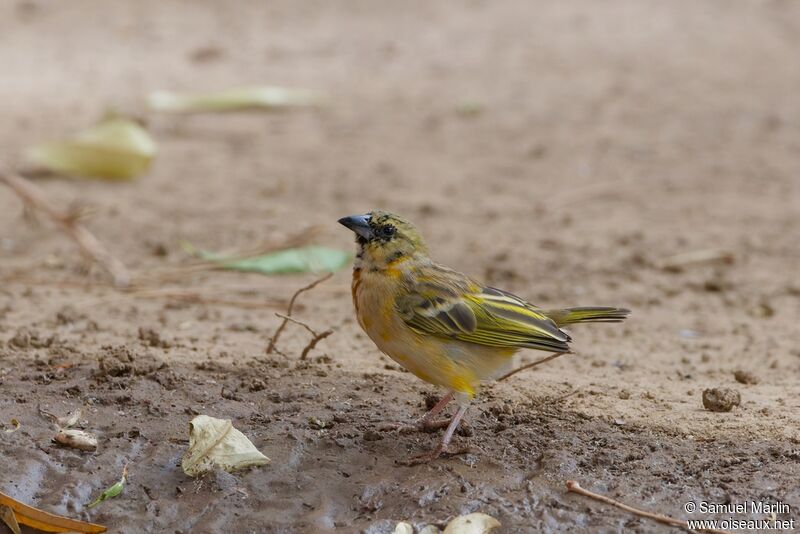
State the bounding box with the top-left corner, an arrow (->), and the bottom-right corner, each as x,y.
55,305 -> 84,325
363,430 -> 383,441
702,388 -> 741,412
424,392 -> 440,410
8,328 -> 57,349
97,345 -> 165,378
97,345 -> 134,376
138,327 -> 171,348
733,370 -> 759,385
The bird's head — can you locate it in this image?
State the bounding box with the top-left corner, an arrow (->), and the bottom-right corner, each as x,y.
338,210 -> 428,269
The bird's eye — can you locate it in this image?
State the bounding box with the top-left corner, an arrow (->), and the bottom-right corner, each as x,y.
380,225 -> 396,238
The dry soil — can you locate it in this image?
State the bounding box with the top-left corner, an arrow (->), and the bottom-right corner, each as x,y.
1,1 -> 799,533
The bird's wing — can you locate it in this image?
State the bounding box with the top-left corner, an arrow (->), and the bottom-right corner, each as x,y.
396,270 -> 571,352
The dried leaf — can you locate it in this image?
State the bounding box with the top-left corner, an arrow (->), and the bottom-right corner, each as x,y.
182,415 -> 270,477
3,419 -> 20,433
54,429 -> 98,452
58,409 -> 82,429
0,491 -> 106,533
191,244 -> 351,275
148,86 -> 325,113
38,406 -> 82,429
27,118 -> 156,180
87,464 -> 128,509
443,513 -> 501,534
1,504 -> 20,534
38,405 -> 60,427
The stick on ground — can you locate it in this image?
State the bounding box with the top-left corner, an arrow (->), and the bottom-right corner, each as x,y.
0,164 -> 130,288
496,351 -> 570,382
300,328 -> 333,360
565,480 -> 731,534
266,273 -> 333,354
274,313 -> 334,359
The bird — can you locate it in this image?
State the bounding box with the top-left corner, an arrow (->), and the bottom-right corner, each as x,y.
339,210 -> 629,461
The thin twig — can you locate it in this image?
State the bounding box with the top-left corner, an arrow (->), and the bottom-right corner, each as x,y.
273,313 -> 334,359
565,480 -> 730,534
266,273 -> 332,354
497,351 -> 570,382
275,313 -> 317,335
300,329 -> 333,360
0,164 -> 130,287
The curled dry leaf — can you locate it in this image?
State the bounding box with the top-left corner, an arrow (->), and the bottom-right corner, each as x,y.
38,404 -> 63,428
39,406 -> 82,429
58,409 -> 83,429
3,419 -> 20,433
27,117 -> 156,180
182,415 -> 270,477
148,86 -> 326,113
443,513 -> 501,534
0,491 -> 106,533
54,429 -> 98,452
1,504 -> 20,534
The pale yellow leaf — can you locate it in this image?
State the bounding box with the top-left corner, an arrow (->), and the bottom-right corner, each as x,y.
443,513 -> 501,534
53,429 -> 97,452
148,86 -> 325,113
182,415 -> 270,477
27,118 -> 156,180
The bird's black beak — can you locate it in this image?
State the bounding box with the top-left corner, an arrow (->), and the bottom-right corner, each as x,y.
338,214 -> 373,240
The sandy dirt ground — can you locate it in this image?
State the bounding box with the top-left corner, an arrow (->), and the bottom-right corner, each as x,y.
1,1 -> 800,532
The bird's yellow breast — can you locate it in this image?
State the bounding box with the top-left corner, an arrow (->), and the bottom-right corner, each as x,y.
351,267 -> 514,398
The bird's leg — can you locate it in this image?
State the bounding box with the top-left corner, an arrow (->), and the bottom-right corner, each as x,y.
417,391 -> 453,429
438,403 -> 468,451
405,404 -> 470,464
378,391 -> 453,433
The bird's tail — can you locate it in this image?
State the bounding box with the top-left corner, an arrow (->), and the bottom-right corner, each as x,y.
543,307 -> 630,327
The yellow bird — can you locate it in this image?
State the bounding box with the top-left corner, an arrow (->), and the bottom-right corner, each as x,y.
339,210 -> 629,461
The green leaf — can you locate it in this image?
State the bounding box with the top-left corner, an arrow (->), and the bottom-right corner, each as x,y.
27,118 -> 156,180
87,464 -> 128,509
196,245 -> 351,275
147,86 -> 326,113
